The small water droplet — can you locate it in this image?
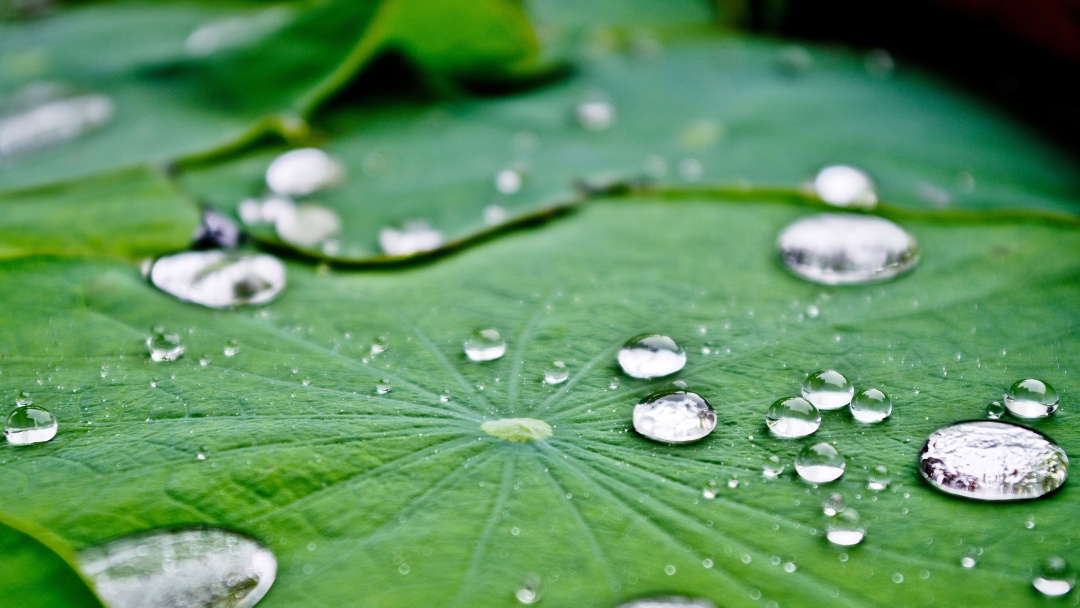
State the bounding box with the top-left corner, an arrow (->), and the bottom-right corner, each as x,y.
850,388 -> 892,423
822,492 -> 845,516
464,328 -> 506,362
199,356 -> 211,367
1003,378 -> 1058,418
867,465 -> 891,491
376,379 -> 392,395
795,442 -> 846,483
483,204 -> 508,226
397,563 -> 411,575
515,574 -> 541,604
617,334 -> 686,379
370,336 -> 388,355
575,99 -> 615,131
495,168 -> 524,195
802,370 -> 854,410
1034,556 -> 1076,597
825,509 -> 865,546
379,221 -> 444,256
806,304 -> 820,318
633,390 -> 716,444
151,251 -> 286,309
543,361 -> 568,385
783,562 -> 797,573
265,148 -> 343,196
15,391 -> 32,406
702,480 -> 719,499
765,396 -> 821,438
762,455 -> 786,479
4,406 -> 58,445
778,214 -> 919,285
986,401 -> 1005,419
701,558 -> 714,569
664,564 -> 676,576
146,328 -> 184,362
224,339 -> 240,357
960,546 -> 981,569
275,204 -> 342,248
150,378 -> 160,388
439,391 -> 451,403
814,165 -> 877,209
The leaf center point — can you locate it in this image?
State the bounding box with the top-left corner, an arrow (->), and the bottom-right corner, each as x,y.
481,418 -> 552,443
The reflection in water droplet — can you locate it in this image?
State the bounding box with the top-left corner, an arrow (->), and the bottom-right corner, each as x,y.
275,204 -> 341,248
850,388 -> 892,423
867,465 -> 891,491
146,329 -> 184,362
778,213 -> 919,285
224,339 -> 240,357
765,396 -> 820,438
814,165 -> 877,209
633,390 -> 716,444
1003,378 -> 1058,419
78,528 -> 276,608
515,574 -> 541,604
379,221 -> 444,256
822,492 -> 845,516
543,361 -> 568,385
825,509 -> 865,546
464,328 -> 506,362
0,83 -> 114,160
15,391 -> 32,406
986,401 -> 1005,419
762,455 -> 786,479
616,597 -> 717,608
918,421 -> 1068,501
151,251 -> 286,309
617,334 -> 686,379
1033,556 -> 1076,597
795,443 -> 846,483
4,406 -> 58,445
802,370 -> 854,411
575,100 -> 616,132
265,148 -> 343,197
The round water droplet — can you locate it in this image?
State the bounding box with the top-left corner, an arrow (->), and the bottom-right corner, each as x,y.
960,547 -> 981,569
151,251 -> 286,309
495,168 -> 524,195
4,406 -> 58,445
1003,378 -> 1059,419
543,361 -> 568,385
376,379 -> 391,395
825,508 -> 865,546
616,598 -> 716,608
778,213 -> 919,285
919,421 -> 1068,501
867,465 -> 891,491
986,401 -> 1005,419
765,396 -> 821,438
795,442 -> 846,483
802,370 -> 854,411
15,390 -> 32,406
464,329 -> 506,362
78,527 -> 276,608
274,204 -> 342,248
822,491 -> 845,516
379,221 -> 444,256
850,388 -> 892,423
762,455 -> 786,479
146,329 -> 184,362
814,165 -> 877,209
265,148 -> 343,196
1034,556 -> 1076,597
632,390 -> 716,444
515,575 -> 541,604
575,100 -> 616,131
617,334 -> 686,379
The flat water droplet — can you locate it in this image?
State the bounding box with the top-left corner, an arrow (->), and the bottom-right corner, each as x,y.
543,361 -> 568,385
825,508 -> 865,546
778,213 -> 919,285
575,100 -> 616,131
867,465 -> 891,491
617,334 -> 686,379
822,491 -> 845,516
379,221 -> 444,256
78,528 -> 276,608
616,597 -> 717,608
1033,556 -> 1076,597
224,339 -> 240,357
481,418 -> 552,443
4,406 -> 57,445
15,391 -> 32,406
919,421 -> 1068,501
1003,378 -> 1058,418
146,329 -> 184,362
0,84 -> 114,160
850,388 -> 892,422
795,442 -> 846,483
265,148 -> 343,197
986,401 -> 1005,419
814,165 -> 877,209
151,251 -> 286,309
275,204 -> 342,248
464,328 -> 506,362
762,455 -> 786,479
633,390 -> 716,444
765,396 -> 820,438
802,370 -> 853,410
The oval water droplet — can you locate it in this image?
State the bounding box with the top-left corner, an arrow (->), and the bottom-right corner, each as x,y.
464,328 -> 506,362
616,597 -> 716,608
1003,378 -> 1058,419
1033,556 -> 1076,597
575,99 -> 616,132
986,401 -> 1005,419
379,221 -> 444,256
850,388 -> 892,423
151,251 -> 286,309
822,491 -> 845,516
814,165 -> 877,209
632,390 -> 716,444
146,328 -> 184,362
543,361 -> 568,385
795,442 -> 846,483
867,465 -> 891,491
0,84 -> 114,160
825,508 -> 865,546
765,396 -> 821,438
617,334 -> 686,379
778,213 -> 919,285
4,405 -> 58,445
802,370 -> 853,411
274,204 -> 342,248
78,527 -> 276,608
265,148 -> 343,196
918,421 -> 1068,501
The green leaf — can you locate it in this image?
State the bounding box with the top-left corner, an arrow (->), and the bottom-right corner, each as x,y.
0,513 -> 104,608
0,195 -> 1076,606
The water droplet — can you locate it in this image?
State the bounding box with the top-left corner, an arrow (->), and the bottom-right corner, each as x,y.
275,204 -> 341,248
678,158 -> 703,182
78,528 -> 276,608
765,396 -> 821,438
15,391 -> 32,406
184,8 -> 291,57
702,480 -> 719,499
199,356 -> 212,367
464,328 -> 506,362
801,370 -> 854,411
575,99 -> 615,131
223,339 -> 240,357
778,213 -> 919,285
1034,556 -> 1076,597
379,221 -> 444,256
495,168 -> 524,195
986,401 -> 1005,419
515,574 -> 541,604
151,251 -> 286,309
664,564 -> 677,575
825,509 -> 865,546
616,598 -> 716,608
960,547 -> 981,569
481,418 -> 552,443
0,84 -> 113,160
821,492 -> 845,516
1003,378 -> 1059,418
370,336 -> 389,355
4,406 -> 58,445
146,328 -> 184,362
439,391 -> 451,403
850,388 -> 892,422
867,465 -> 891,491
238,195 -> 295,226
397,563 -> 411,575
617,334 -> 686,379
762,455 -> 786,479
192,208 -> 242,250
919,421 -> 1068,500
814,165 -> 877,209
633,390 -> 716,444
376,379 -> 392,395
806,304 -> 820,318
795,442 -> 846,483
543,361 -> 568,385
483,204 -> 508,226
265,148 -> 343,197
150,378 -> 160,388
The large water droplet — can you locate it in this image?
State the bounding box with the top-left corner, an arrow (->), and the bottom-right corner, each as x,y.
575,100 -> 616,132
814,165 -> 877,209
146,328 -> 184,362
379,221 -> 444,256
464,329 -> 506,362
778,213 -> 919,285
795,442 -> 846,483
78,528 -> 276,608
825,509 -> 866,546
265,148 -> 343,197
1033,556 -> 1076,597
274,204 -> 341,248
918,421 -> 1068,501
0,83 -> 113,160
616,598 -> 716,608
850,388 -> 892,423
151,251 -> 286,309
765,396 -> 820,438
4,405 -> 57,445
633,390 -> 716,444
1003,378 -> 1059,419
801,370 -> 854,411
543,361 -> 568,385
617,334 -> 686,379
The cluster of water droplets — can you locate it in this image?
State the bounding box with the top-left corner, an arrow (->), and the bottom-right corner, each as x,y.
766,370 -> 892,441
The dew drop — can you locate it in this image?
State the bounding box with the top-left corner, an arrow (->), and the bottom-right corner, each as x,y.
960,556 -> 976,569
762,455 -> 786,479
850,388 -> 892,423
919,421 -> 1068,501
274,204 -> 342,248
1033,556 -> 1075,597
814,165 -> 877,209
825,508 -> 865,546
224,339 -> 240,357
151,251 -> 286,309
0,84 -> 114,160
765,396 -> 821,438
778,213 -> 919,285
702,480 -> 719,499
4,406 -> 58,445
986,401 -> 1005,419
795,442 -> 846,483
664,564 -> 676,576
802,370 -> 854,411
265,148 -> 343,197
15,391 -> 32,407
146,328 -> 184,362
822,492 -> 845,516
379,221 -> 444,256
575,99 -> 616,131
483,204 -> 508,226
515,574 -> 541,604
376,379 -> 392,395
464,329 -> 506,362
543,361 -> 569,385
632,390 -> 716,444
867,465 -> 891,491
1003,378 -> 1058,419
495,168 -> 524,195
370,336 -> 389,355
617,334 -> 686,379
